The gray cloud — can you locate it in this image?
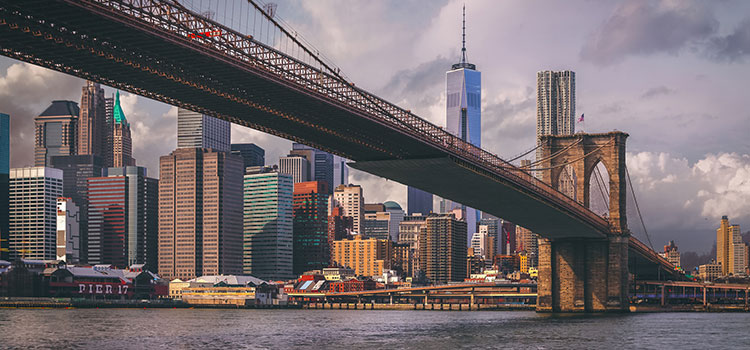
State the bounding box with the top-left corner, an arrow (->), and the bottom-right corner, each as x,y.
706,18 -> 750,62
0,62 -> 83,168
580,0 -> 717,65
641,86 -> 674,99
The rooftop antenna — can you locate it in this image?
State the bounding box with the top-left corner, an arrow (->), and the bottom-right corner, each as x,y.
452,4 -> 475,70
461,3 -> 467,65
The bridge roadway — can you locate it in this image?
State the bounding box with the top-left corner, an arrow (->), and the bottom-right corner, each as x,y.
0,0 -> 674,274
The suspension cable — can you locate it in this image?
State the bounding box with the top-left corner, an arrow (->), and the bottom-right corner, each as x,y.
505,143 -> 541,163
626,165 -> 654,251
593,164 -> 609,211
519,138 -> 583,169
514,139 -> 615,171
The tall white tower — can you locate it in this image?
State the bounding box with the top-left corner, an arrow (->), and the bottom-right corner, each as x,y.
442,5 -> 481,239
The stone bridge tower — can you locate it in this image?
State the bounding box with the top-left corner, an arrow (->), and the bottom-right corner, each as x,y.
535,131 -> 630,312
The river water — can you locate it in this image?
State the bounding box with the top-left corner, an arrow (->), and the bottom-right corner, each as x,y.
1,309 -> 748,349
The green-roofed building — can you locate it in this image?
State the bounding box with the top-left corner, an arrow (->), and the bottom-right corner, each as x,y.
110,91 -> 135,167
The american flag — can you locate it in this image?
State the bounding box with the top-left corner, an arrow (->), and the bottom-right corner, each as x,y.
577,113 -> 585,122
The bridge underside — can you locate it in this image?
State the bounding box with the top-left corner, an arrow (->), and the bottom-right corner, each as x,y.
351,157 -> 604,239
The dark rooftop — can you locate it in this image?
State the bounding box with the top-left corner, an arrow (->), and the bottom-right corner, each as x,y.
39,100 -> 79,117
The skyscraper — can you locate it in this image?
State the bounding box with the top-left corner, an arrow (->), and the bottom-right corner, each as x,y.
515,225 -> 539,267
293,181 -> 329,275
111,91 -> 135,167
243,166 -> 294,280
34,100 -> 79,167
158,148 -> 244,280
332,155 -> 349,188
536,71 -> 576,139
9,167 -> 63,260
231,143 -> 265,169
328,206 -> 353,264
407,187 -> 432,215
56,197 -> 80,263
176,108 -> 231,151
50,154 -> 104,263
279,155 -> 310,183
443,6 -> 480,237
290,143 -> 334,194
420,213 -> 467,284
78,81 -> 107,159
333,184 -> 364,233
0,113 -> 8,260
536,70 -> 576,195
88,166 -> 157,268
717,216 -> 746,276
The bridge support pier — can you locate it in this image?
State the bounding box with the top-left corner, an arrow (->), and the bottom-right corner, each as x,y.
537,235 -> 629,313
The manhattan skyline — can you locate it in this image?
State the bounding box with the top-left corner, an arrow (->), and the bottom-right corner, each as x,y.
0,0 -> 748,252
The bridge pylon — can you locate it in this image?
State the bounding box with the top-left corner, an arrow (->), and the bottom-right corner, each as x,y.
535,132 -> 630,312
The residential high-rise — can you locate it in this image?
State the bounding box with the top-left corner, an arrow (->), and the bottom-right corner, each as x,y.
9,167 -> 63,260
332,235 -> 391,278
327,206 -> 353,264
442,6 -> 481,237
398,214 -> 428,278
659,240 -> 681,268
290,143 -> 334,194
536,70 -> 576,195
56,197 -> 80,263
515,225 -> 538,268
78,81 -> 107,159
0,113 -> 8,260
293,181 -> 329,275
279,155 -> 310,184
231,143 -> 265,169
333,184 -> 364,233
243,166 -> 294,280
111,91 -> 135,167
34,100 -> 79,167
50,154 -> 104,263
536,71 -> 576,139
472,225 -> 496,262
364,212 -> 390,241
717,216 -> 746,276
158,148 -> 243,280
420,214 -> 467,284
176,108 -> 231,151
407,186 -> 432,215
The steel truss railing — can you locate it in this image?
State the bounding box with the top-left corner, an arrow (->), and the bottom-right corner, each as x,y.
16,0 -> 610,233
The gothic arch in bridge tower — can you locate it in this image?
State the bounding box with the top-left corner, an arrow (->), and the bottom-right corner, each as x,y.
538,131 -> 629,234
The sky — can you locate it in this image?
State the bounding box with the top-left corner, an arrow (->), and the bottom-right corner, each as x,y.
2,0 -> 750,253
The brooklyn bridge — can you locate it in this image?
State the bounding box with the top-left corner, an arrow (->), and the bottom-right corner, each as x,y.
0,0 -> 681,312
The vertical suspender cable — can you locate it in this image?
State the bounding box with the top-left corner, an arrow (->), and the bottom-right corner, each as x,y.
626,166 -> 654,251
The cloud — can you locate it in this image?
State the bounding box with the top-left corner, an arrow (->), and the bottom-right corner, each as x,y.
640,86 -> 674,99
706,18 -> 750,62
0,62 -> 83,168
626,151 -> 750,252
580,0 -> 718,65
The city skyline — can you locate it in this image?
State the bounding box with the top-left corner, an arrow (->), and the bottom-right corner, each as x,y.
0,1 -> 748,252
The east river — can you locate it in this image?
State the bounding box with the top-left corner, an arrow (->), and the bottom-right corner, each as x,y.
1,309 -> 749,349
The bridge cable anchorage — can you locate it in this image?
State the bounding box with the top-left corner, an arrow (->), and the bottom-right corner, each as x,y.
512,139 -> 615,172
517,138 -> 584,169
626,165 -> 655,251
